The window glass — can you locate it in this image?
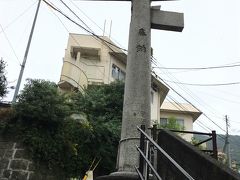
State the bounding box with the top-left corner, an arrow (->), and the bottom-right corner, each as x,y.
160,118 -> 168,126
112,64 -> 119,79
119,70 -> 126,81
176,119 -> 184,128
112,64 -> 125,81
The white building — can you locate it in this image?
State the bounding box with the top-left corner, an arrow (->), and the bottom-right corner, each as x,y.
58,33 -> 202,141
160,102 -> 202,141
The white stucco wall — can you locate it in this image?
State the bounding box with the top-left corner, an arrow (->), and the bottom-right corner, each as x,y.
60,34 -> 168,129
160,111 -> 194,142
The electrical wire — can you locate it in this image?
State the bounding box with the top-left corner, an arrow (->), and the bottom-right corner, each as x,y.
152,63 -> 240,70
151,57 -> 224,119
164,95 -> 226,144
46,0 -> 231,140
59,0 -> 95,34
154,74 -> 227,133
0,24 -> 21,65
68,0 -> 125,49
190,89 -> 240,105
45,0 -> 116,89
0,0 -> 37,34
43,0 -> 127,52
161,79 -> 240,86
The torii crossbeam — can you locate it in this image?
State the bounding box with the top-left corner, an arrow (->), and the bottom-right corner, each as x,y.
85,0 -> 184,177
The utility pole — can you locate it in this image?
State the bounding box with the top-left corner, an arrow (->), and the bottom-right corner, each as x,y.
86,0 -> 184,178
12,0 -> 41,102
223,115 -> 231,168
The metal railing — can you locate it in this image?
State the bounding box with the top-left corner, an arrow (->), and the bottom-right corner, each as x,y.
135,125 -> 195,180
158,127 -> 218,160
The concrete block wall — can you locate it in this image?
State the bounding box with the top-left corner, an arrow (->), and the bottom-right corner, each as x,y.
0,138 -> 61,180
0,140 -> 34,180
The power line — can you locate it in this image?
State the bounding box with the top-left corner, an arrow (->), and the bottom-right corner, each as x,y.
69,0 -> 123,50
152,63 -> 240,70
59,0 -> 94,34
43,0 -> 127,52
56,0 -> 126,53
158,73 -> 226,135
151,56 -> 224,119
0,0 -> 37,34
68,0 -> 125,49
191,89 -> 240,105
166,95 -> 223,137
45,0 -> 120,88
162,79 -> 240,86
155,75 -> 227,133
202,113 -> 226,133
0,24 -> 21,65
46,0 -> 228,136
165,96 -> 226,144
195,121 -> 212,133
68,0 -> 104,32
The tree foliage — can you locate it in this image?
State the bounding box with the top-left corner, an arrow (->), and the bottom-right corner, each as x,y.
14,79 -> 70,128
0,59 -> 7,99
3,79 -> 124,178
69,81 -> 124,175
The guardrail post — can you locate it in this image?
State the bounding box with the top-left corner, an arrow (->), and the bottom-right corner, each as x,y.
145,140 -> 150,180
152,124 -> 158,180
152,124 -> 157,141
212,130 -> 218,160
139,125 -> 145,175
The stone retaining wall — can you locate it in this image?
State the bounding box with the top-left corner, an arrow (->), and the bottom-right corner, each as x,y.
0,140 -> 34,180
0,138 -> 61,180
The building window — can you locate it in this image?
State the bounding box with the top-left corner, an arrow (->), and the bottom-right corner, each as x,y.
70,46 -> 100,60
176,119 -> 184,128
112,64 -> 125,81
160,118 -> 168,126
160,118 -> 184,128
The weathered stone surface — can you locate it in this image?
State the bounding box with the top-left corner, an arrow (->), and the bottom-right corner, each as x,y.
29,173 -> 55,180
0,137 -> 60,179
28,173 -> 38,180
15,143 -> 24,150
0,149 -> 6,158
4,150 -> 13,159
28,163 -> 35,171
10,170 -> 28,180
0,142 -> 14,150
0,159 -> 9,169
2,170 -> 11,178
14,150 -> 29,159
10,160 -> 28,170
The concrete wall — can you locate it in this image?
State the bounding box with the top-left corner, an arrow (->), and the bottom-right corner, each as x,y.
0,137 -> 61,180
157,130 -> 240,180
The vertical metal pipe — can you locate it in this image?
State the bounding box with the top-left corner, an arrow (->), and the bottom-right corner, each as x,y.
145,140 -> 150,180
212,131 -> 218,160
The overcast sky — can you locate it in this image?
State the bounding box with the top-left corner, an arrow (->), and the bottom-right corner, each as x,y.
1,0 -> 240,136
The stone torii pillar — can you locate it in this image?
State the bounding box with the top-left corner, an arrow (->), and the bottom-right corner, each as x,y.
87,0 -> 184,178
